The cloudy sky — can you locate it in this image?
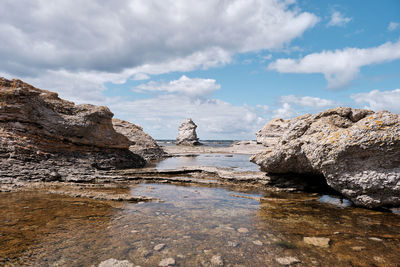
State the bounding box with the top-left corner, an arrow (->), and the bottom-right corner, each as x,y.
1,0 -> 399,139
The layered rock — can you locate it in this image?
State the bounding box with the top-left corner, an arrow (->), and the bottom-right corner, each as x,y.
176,118 -> 201,146
0,77 -> 145,182
252,107 -> 400,208
256,118 -> 289,147
112,118 -> 166,161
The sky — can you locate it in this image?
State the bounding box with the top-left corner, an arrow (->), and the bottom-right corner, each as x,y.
1,0 -> 399,140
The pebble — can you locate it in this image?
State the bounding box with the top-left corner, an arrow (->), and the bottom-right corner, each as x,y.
369,237 -> 383,242
227,241 -> 238,247
158,257 -> 175,267
210,255 -> 224,266
98,258 -> 134,267
351,246 -> 365,251
275,257 -> 301,265
252,240 -> 263,246
303,237 -> 331,248
154,244 -> 166,251
237,228 -> 249,233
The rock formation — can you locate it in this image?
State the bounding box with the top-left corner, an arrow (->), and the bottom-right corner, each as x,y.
0,77 -> 146,182
251,107 -> 400,208
256,118 -> 289,147
176,118 -> 201,146
112,118 -> 166,161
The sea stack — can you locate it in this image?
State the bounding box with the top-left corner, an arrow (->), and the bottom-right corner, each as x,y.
176,118 -> 201,146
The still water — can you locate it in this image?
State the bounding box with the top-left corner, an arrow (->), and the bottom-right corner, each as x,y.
1,183 -> 400,267
155,154 -> 259,172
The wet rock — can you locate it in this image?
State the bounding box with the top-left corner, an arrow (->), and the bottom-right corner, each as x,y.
0,77 -> 146,182
369,237 -> 383,242
352,246 -> 366,251
252,240 -> 263,246
210,255 -> 224,266
154,243 -> 166,251
98,258 -> 134,267
176,118 -> 201,146
237,227 -> 249,233
158,257 -> 175,266
227,241 -> 238,247
275,256 -> 301,265
112,118 -> 166,161
252,107 -> 400,208
303,237 -> 331,248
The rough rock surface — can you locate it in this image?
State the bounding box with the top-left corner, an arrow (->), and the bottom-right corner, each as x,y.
176,118 -> 201,146
0,77 -> 145,182
252,107 -> 400,208
256,118 -> 289,147
112,118 -> 166,161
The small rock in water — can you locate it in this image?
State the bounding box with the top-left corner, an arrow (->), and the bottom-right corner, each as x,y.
252,240 -> 263,246
303,237 -> 331,248
369,237 -> 383,242
237,227 -> 249,233
98,258 -> 134,267
351,246 -> 366,251
158,258 -> 175,266
154,243 -> 166,251
276,257 -> 301,265
210,255 -> 224,266
227,241 -> 238,247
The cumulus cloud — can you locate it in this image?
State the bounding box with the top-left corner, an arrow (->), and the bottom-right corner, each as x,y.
268,40 -> 400,89
272,94 -> 337,118
388,22 -> 399,31
327,11 -> 352,27
351,89 -> 400,113
0,0 -> 317,77
134,76 -> 221,98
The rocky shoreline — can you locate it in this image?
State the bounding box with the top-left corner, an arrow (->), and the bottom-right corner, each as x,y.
1,77 -> 399,210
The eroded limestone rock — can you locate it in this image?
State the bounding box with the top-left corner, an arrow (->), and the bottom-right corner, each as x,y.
0,77 -> 145,182
176,118 -> 201,146
252,107 -> 400,208
112,118 -> 166,161
256,118 -> 290,147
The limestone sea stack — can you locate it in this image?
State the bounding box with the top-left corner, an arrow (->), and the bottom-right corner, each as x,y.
0,77 -> 146,182
251,107 -> 400,208
112,118 -> 166,161
176,118 -> 201,146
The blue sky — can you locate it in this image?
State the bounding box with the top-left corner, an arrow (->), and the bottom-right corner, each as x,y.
1,0 -> 399,139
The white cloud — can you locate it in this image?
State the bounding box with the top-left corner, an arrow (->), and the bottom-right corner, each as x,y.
388,22 -> 399,31
280,95 -> 336,108
272,94 -> 336,118
0,0 -> 318,77
134,75 -> 221,98
327,11 -> 352,27
351,89 -> 400,113
268,40 -> 400,89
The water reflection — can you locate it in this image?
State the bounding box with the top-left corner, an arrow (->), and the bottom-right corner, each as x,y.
1,184 -> 400,266
155,154 -> 260,172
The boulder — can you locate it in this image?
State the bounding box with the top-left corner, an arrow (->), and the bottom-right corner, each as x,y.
176,118 -> 201,146
256,118 -> 289,147
252,107 -> 400,208
0,77 -> 146,182
112,118 -> 166,161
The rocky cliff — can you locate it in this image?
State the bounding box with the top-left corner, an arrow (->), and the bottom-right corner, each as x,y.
0,77 -> 145,182
252,107 -> 400,208
112,118 -> 166,161
176,118 -> 201,146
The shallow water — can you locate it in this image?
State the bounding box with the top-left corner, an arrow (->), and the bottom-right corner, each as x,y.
155,154 -> 260,172
1,183 -> 400,267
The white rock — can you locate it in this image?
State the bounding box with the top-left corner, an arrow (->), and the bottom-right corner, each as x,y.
176,118 -> 200,146
98,259 -> 134,267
